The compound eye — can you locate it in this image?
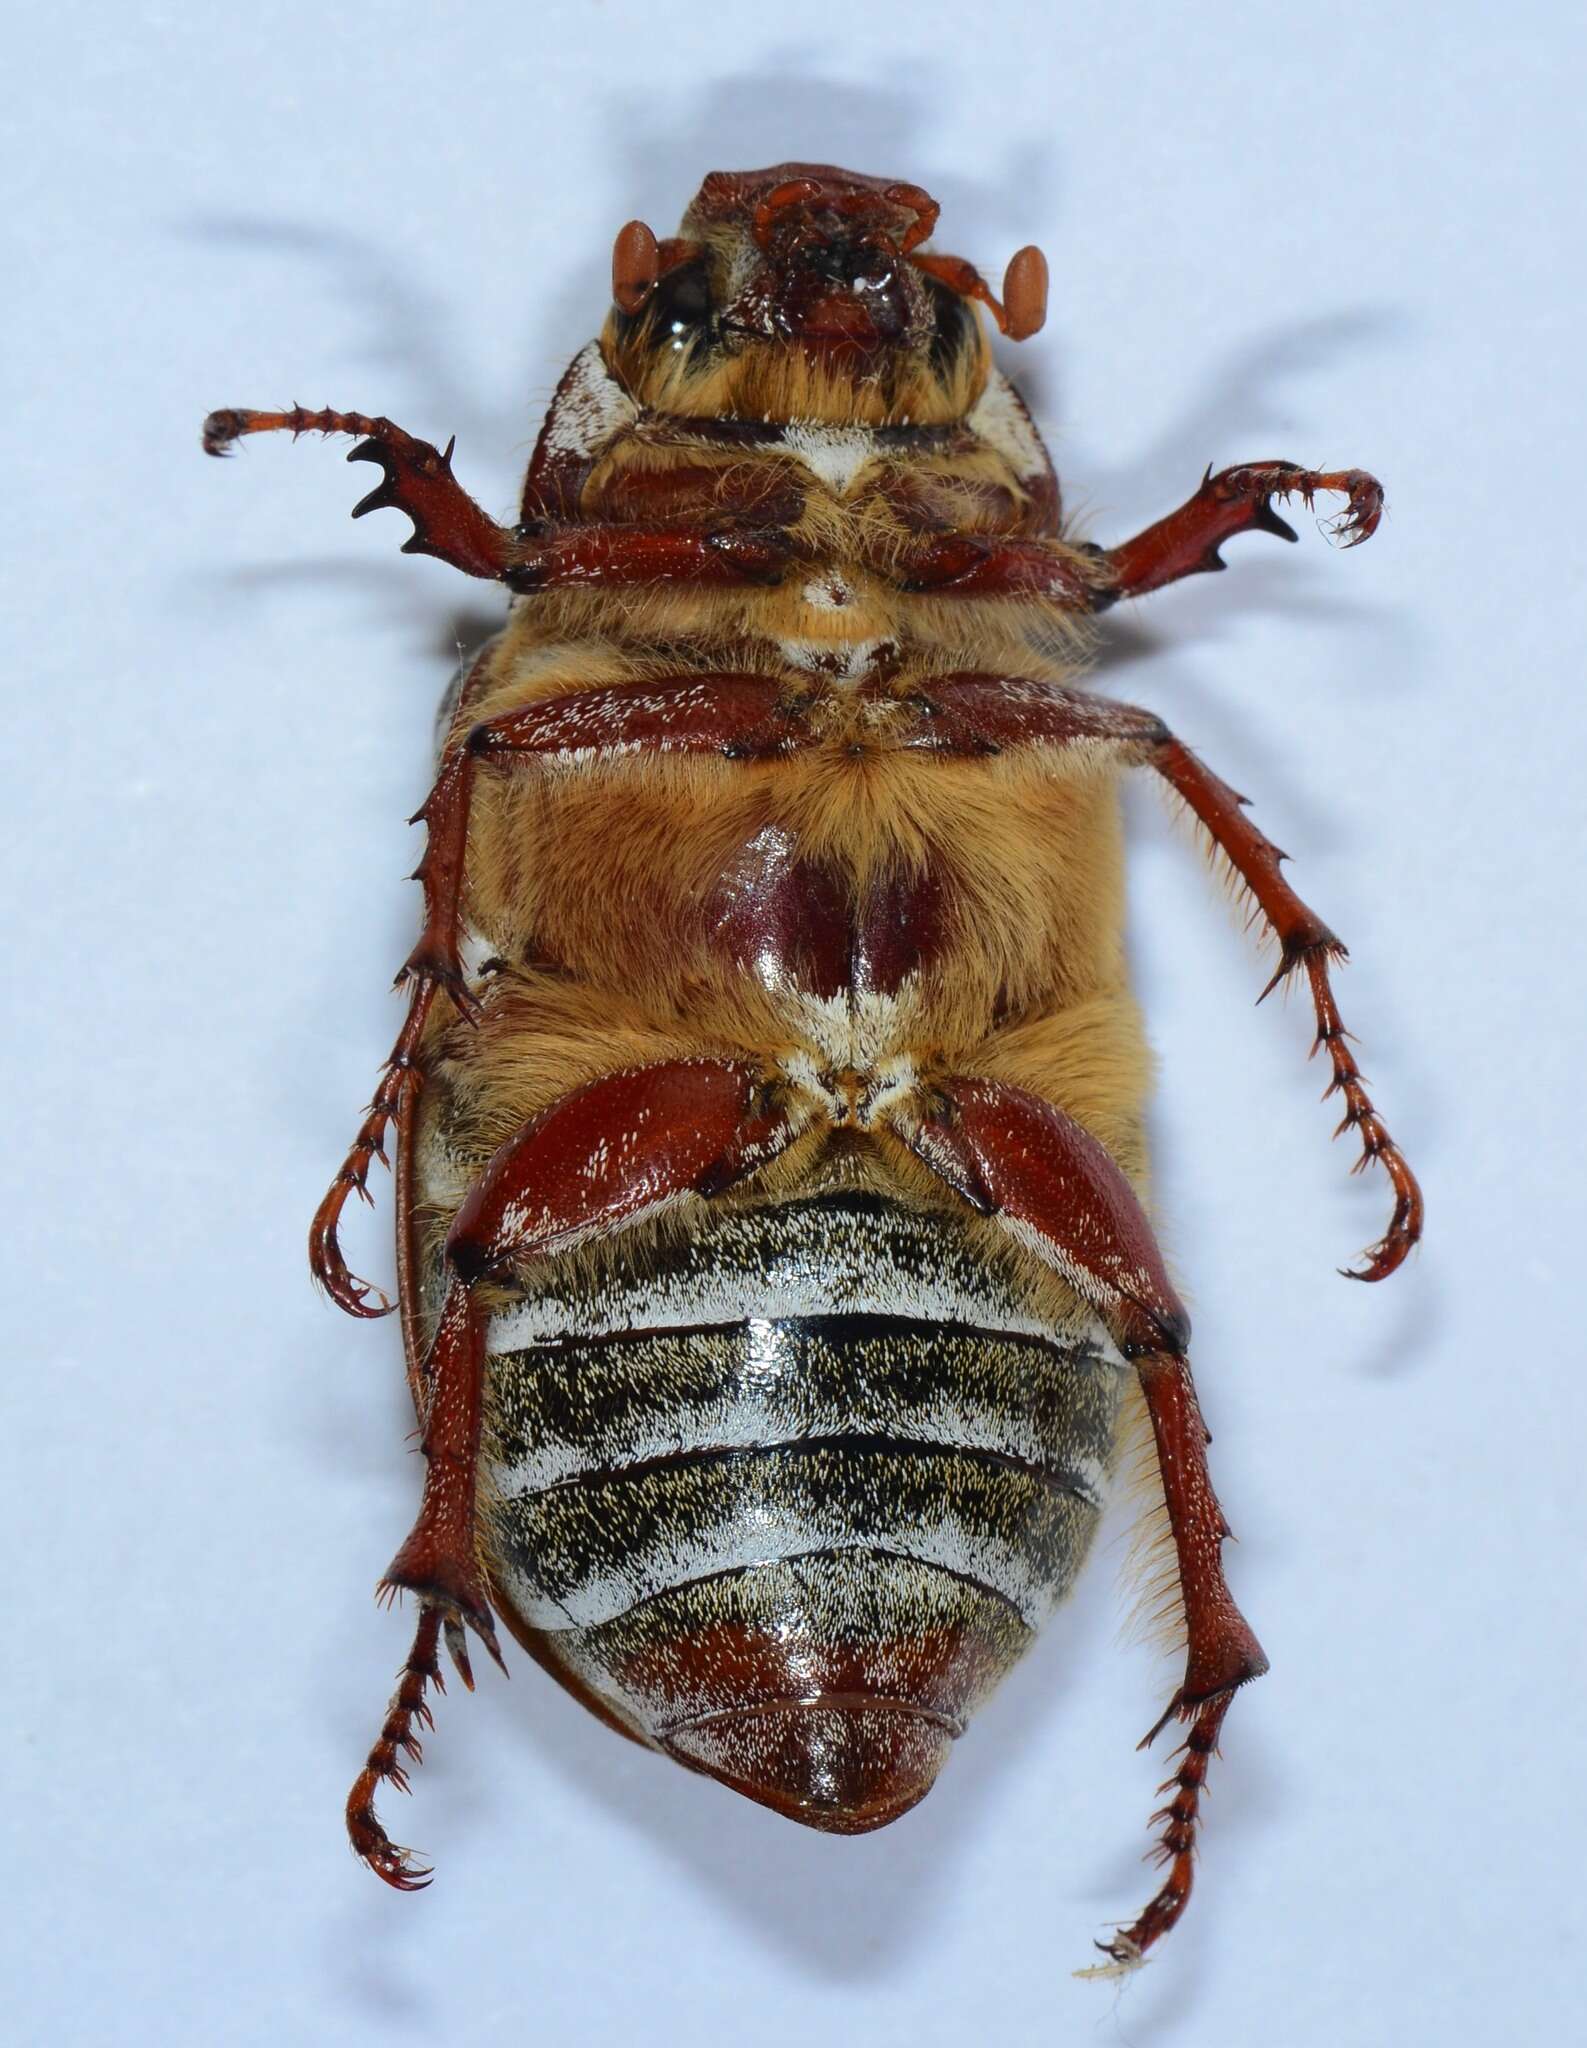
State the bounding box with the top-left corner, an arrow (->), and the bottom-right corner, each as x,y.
612,220 -> 660,314
649,258 -> 712,332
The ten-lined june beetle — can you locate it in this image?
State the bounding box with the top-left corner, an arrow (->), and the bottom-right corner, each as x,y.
205,163 -> 1421,1968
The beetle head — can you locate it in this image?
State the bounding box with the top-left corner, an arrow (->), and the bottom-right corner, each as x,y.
605,164 -> 1048,425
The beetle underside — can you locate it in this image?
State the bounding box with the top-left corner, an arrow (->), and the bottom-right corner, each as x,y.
208,162 -> 1420,1970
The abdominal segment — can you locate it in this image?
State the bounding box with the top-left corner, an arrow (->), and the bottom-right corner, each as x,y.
482,1193 -> 1123,1831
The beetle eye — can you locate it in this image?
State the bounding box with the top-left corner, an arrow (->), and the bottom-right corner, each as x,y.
648,258 -> 712,333
922,272 -> 976,372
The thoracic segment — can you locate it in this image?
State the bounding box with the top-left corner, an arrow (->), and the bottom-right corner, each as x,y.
505,336 -> 1102,678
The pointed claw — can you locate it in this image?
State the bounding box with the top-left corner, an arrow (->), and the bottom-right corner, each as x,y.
444,1618 -> 475,1691
315,1251 -> 396,1319
1074,1935 -> 1147,1981
458,1603 -> 510,1681
1341,1210 -> 1416,1283
442,1604 -> 509,1687
444,981 -> 483,1027
481,1622 -> 509,1679
202,408 -> 252,455
311,1209 -> 397,1317
378,1559 -> 508,1688
407,967 -> 468,1015
362,1833 -> 435,1892
1250,499 -> 1300,543
1341,1231 -> 1408,1284
394,957 -> 483,1027
1138,1688 -> 1187,1750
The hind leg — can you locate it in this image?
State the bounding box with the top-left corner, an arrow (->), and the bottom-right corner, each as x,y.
890,1077 -> 1266,1962
349,1058 -> 808,1886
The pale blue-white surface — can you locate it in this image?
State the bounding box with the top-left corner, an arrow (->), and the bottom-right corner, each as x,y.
3,4 -> 1580,2043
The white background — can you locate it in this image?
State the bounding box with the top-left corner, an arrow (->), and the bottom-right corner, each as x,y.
5,5 -> 1581,2043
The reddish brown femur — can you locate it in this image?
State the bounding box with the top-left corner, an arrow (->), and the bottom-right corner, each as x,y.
612,220 -> 660,314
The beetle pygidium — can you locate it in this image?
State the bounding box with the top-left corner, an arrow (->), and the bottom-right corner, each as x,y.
205,163 -> 1421,1968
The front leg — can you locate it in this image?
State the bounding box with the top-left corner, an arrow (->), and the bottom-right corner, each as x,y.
888,462 -> 1380,611
896,532 -> 1103,606
1103,462 -> 1384,602
203,405 -> 797,590
203,406 -> 515,579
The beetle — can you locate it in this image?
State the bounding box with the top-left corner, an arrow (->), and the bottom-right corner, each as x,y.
205,163 -> 1421,1968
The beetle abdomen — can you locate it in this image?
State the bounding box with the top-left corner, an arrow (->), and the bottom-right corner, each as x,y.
483,1193 -> 1123,1830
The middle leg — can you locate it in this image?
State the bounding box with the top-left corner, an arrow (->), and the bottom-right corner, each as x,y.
1149,737 -> 1423,1280
899,673 -> 1423,1280
310,672 -> 816,1315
